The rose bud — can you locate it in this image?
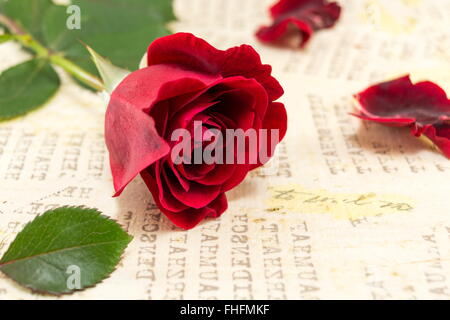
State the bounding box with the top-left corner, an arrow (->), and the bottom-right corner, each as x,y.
352,75 -> 450,158
105,33 -> 287,229
256,0 -> 341,48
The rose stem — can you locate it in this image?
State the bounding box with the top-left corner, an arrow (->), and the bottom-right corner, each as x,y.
0,13 -> 104,91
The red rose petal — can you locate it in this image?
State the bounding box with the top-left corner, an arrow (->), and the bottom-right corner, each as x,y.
222,163 -> 251,192
256,0 -> 341,47
166,160 -> 191,192
106,64 -> 220,196
219,44 -> 284,101
163,193 -> 227,230
141,170 -> 227,230
196,164 -> 237,186
354,75 -> 450,126
106,99 -> 169,197
251,101 -> 288,170
209,76 -> 268,129
177,161 -> 216,181
206,193 -> 228,218
166,207 -> 213,230
350,112 -> 416,127
257,19 -> 313,46
153,162 -> 189,213
165,88 -> 226,136
147,33 -> 284,101
165,172 -> 221,209
262,102 -> 288,143
423,124 -> 450,159
353,75 -> 450,159
152,86 -> 218,130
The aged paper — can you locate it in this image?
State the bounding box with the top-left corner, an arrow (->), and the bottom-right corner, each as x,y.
1,0 -> 450,300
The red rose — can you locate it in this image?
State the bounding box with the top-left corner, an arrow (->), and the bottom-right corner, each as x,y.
256,0 -> 341,48
105,33 -> 287,229
352,75 -> 450,158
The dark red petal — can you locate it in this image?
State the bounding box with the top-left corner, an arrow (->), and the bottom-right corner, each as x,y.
106,64 -> 219,196
221,164 -> 251,192
196,164 -> 237,186
256,19 -> 313,47
256,0 -> 341,47
263,102 -> 288,144
423,124 -> 450,159
209,76 -> 268,129
350,112 -> 416,127
354,75 -> 450,127
166,77 -> 269,185
178,162 -> 216,181
141,170 -> 228,230
165,87 -> 226,136
163,166 -> 222,209
106,98 -> 169,197
166,193 -> 228,230
250,102 -> 288,170
219,44 -> 284,101
166,160 -> 190,192
207,193 -> 228,218
271,0 -> 314,16
147,33 -> 284,101
352,75 -> 450,158
154,162 -> 189,212
112,64 -> 219,112
167,206 -> 213,230
151,85 -> 221,133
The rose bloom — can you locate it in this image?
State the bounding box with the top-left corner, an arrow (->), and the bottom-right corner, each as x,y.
105,33 -> 287,229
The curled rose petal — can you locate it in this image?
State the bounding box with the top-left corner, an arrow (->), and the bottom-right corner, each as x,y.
352,75 -> 450,159
423,124 -> 450,158
106,64 -> 220,196
106,33 -> 287,229
256,0 -> 341,48
141,170 -> 228,230
147,32 -> 284,100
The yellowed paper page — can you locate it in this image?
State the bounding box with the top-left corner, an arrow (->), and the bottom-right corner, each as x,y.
0,0 -> 449,300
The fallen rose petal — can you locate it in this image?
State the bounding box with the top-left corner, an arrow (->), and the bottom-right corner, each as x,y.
423,124 -> 450,159
352,75 -> 450,159
256,0 -> 341,48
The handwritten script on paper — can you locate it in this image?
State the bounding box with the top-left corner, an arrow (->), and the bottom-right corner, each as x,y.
267,185 -> 415,219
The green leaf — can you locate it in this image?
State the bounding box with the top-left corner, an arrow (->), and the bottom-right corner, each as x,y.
0,207 -> 132,295
0,58 -> 60,121
0,34 -> 14,44
85,44 -> 130,94
2,0 -> 53,42
42,0 -> 174,75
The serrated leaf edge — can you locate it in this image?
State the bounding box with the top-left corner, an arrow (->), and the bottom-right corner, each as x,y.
0,206 -> 133,296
